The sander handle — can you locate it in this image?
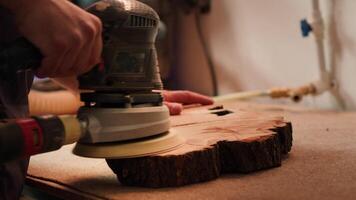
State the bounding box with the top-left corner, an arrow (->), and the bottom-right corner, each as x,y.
0,115 -> 82,163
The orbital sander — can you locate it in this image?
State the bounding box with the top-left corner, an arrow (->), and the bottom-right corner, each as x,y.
0,0 -> 183,163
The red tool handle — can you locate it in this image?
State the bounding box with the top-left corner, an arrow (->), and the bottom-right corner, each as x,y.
0,115 -> 65,163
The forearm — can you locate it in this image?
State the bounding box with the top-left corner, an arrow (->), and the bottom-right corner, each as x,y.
0,0 -> 23,11
0,0 -> 72,11
1,0 -> 102,78
0,3 -> 19,42
0,0 -> 38,17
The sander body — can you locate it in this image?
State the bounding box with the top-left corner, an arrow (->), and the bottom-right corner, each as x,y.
0,0 -> 183,163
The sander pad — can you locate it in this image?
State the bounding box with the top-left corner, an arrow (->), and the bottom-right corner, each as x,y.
72,130 -> 184,158
72,105 -> 184,159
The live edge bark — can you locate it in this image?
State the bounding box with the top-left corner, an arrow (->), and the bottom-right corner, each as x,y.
107,122 -> 293,188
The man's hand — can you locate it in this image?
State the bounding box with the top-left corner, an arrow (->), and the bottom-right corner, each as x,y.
1,0 -> 102,78
48,78 -> 214,116
161,90 -> 214,115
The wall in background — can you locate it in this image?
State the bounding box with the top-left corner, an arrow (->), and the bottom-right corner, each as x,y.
174,0 -> 356,110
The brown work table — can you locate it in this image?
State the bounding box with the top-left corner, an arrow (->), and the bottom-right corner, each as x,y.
26,102 -> 356,200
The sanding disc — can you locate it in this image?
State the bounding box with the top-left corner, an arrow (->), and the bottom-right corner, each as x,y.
72,130 -> 184,159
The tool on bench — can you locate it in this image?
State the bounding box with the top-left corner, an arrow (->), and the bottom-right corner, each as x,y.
0,0 -> 183,163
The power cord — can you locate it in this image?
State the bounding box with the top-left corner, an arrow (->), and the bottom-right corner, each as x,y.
194,9 -> 219,96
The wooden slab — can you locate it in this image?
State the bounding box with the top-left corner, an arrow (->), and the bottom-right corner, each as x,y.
26,103 -> 292,198
26,102 -> 356,200
106,105 -> 292,187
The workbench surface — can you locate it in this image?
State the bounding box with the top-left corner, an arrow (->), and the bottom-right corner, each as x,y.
26,102 -> 356,200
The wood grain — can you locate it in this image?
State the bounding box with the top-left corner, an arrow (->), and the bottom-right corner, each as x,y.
107,105 -> 293,187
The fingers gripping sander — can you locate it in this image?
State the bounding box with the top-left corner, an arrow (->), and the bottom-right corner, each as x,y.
0,0 -> 183,163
